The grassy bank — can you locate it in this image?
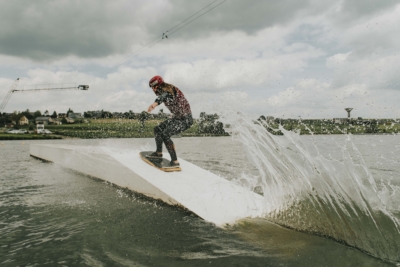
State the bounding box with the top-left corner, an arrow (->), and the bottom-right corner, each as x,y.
0,133 -> 62,140
34,119 -> 229,139
265,121 -> 400,135
6,118 -> 398,140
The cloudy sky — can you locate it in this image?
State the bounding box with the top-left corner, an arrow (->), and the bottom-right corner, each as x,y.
0,0 -> 399,119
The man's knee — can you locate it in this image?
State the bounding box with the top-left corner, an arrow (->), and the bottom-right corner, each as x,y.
161,131 -> 171,142
154,126 -> 170,141
154,125 -> 162,136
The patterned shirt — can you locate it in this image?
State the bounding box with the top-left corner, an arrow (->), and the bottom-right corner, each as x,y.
154,83 -> 192,118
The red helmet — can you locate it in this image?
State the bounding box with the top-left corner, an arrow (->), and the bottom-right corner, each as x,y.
149,76 -> 164,88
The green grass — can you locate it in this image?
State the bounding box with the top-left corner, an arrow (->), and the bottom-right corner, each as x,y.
266,122 -> 400,135
0,133 -> 62,140
25,118 -> 228,139
45,119 -> 159,139
9,118 -> 398,140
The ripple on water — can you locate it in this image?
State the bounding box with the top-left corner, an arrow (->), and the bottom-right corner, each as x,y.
0,204 -> 87,266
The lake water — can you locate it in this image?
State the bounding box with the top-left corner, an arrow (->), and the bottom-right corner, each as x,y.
0,133 -> 399,266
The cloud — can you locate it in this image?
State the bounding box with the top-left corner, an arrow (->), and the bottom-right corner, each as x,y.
0,0 -> 168,60
335,0 -> 400,23
326,51 -> 400,91
308,1 -> 400,60
1,0 -> 400,119
263,78 -> 400,118
0,0 -> 345,61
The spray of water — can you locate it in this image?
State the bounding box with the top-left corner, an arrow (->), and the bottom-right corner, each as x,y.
223,112 -> 400,262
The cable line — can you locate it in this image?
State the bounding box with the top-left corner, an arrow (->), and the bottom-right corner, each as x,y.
168,0 -> 227,37
165,0 -> 220,33
95,0 -> 226,80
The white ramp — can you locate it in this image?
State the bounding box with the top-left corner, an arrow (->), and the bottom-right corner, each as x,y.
30,144 -> 264,226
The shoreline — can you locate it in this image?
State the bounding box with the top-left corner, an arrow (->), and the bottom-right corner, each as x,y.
0,132 -> 230,140
1,132 -> 398,141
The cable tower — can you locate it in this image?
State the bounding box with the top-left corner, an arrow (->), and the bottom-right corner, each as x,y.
0,78 -> 88,114
0,78 -> 20,114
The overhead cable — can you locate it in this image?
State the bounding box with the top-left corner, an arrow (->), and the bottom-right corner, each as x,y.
168,0 -> 227,36
166,0 -> 220,33
96,0 -> 226,79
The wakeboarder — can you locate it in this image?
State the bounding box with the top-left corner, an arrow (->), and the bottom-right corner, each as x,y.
146,76 -> 193,167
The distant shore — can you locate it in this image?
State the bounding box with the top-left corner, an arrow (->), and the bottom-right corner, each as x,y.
261,120 -> 400,135
0,118 -> 229,140
2,117 -> 399,140
0,133 -> 63,140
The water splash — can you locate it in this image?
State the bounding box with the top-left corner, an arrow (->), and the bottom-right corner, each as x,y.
224,112 -> 400,262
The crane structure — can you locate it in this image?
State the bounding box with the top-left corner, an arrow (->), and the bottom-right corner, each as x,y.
13,84 -> 89,92
0,78 -> 89,114
0,78 -> 20,114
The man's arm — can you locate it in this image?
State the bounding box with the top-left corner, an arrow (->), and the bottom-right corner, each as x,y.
147,102 -> 158,112
148,92 -> 173,113
155,92 -> 173,104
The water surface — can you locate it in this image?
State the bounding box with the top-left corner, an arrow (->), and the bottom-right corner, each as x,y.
0,136 -> 399,266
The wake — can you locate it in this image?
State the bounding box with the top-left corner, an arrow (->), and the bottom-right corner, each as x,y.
225,112 -> 400,262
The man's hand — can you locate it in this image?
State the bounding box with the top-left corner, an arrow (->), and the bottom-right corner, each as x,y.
147,102 -> 158,113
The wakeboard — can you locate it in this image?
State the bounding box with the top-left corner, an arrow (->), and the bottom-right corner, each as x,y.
139,151 -> 181,172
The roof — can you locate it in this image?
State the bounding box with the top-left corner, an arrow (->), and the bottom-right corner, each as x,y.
35,117 -> 51,121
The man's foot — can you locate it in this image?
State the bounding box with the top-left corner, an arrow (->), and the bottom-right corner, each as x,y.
169,161 -> 180,167
146,152 -> 163,158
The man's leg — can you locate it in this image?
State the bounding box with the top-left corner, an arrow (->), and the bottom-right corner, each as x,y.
158,119 -> 179,162
154,127 -> 163,153
149,121 -> 169,157
164,138 -> 177,162
159,117 -> 192,164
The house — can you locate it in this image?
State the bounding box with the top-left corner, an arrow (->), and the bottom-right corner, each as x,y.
64,117 -> 75,124
19,116 -> 29,125
5,123 -> 15,128
58,113 -> 67,118
49,118 -> 62,125
35,117 -> 51,125
36,117 -> 65,125
85,110 -> 103,119
68,113 -> 83,119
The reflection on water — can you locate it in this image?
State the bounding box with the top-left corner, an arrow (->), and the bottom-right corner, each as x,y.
0,136 -> 399,266
232,218 -> 394,267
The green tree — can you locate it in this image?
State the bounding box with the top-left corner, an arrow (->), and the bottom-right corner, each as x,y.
198,112 -> 227,135
138,111 -> 149,129
366,119 -> 379,133
51,111 -> 57,118
84,112 -> 92,118
101,111 -> 112,118
66,108 -> 74,117
258,115 -> 266,121
21,109 -> 33,120
33,110 -> 42,118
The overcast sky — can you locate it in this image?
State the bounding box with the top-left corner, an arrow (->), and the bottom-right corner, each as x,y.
0,0 -> 399,119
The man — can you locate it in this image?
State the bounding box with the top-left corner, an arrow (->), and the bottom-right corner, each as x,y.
147,75 -> 193,167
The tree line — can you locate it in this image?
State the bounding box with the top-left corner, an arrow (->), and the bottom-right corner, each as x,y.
1,109 -> 228,135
